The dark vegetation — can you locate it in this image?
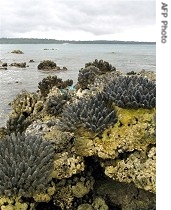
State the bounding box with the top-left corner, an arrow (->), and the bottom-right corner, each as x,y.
0,38 -> 156,45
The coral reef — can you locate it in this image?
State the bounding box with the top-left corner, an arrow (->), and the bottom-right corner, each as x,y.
1,59 -> 156,209
0,133 -> 54,197
38,75 -> 73,97
104,75 -> 156,108
60,93 -> 117,134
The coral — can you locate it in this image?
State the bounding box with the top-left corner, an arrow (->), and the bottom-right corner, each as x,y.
6,113 -> 32,133
93,107 -> 156,159
96,179 -> 156,210
104,75 -> 156,109
77,66 -> 101,89
92,197 -> 109,210
52,152 -> 85,179
45,91 -> 70,116
37,60 -> 57,70
76,59 -> 116,90
53,186 -> 74,210
44,126 -> 75,153
0,196 -> 36,210
74,106 -> 156,191
0,133 -> 54,197
38,75 -> 73,97
72,179 -> 94,198
60,93 -> 117,134
6,91 -> 42,133
33,185 -> 56,202
85,59 -> 116,73
76,197 -> 109,210
104,148 -> 156,193
37,60 -> 67,71
77,204 -> 93,210
53,169 -> 95,210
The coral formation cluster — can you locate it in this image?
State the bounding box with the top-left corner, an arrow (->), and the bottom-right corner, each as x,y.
38,75 -> 73,97
60,93 -> 117,133
45,90 -> 70,116
104,75 -> 156,108
6,91 -> 43,133
77,59 -> 116,89
0,133 -> 54,197
37,60 -> 57,70
85,59 -> 116,73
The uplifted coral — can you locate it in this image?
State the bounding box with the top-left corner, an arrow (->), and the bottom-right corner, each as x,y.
60,93 -> 117,133
77,66 -> 100,89
77,59 -> 116,90
37,60 -> 57,70
85,59 -> 116,73
6,91 -> 43,133
0,133 -> 54,197
45,91 -> 70,116
104,75 -> 156,109
38,75 -> 73,97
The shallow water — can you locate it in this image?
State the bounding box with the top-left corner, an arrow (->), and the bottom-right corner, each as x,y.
0,43 -> 156,127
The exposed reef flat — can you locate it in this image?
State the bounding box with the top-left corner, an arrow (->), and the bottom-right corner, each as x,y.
0,59 -> 156,209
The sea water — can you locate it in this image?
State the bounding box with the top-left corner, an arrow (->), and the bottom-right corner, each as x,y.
0,43 -> 156,127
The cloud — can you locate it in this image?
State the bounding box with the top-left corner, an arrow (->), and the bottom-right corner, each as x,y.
0,0 -> 156,41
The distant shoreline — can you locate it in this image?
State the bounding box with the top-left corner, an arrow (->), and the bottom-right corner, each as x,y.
0,38 -> 156,45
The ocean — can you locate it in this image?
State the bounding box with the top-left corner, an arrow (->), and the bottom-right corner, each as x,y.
0,43 -> 156,127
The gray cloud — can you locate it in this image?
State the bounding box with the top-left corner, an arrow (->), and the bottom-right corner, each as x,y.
0,0 -> 156,40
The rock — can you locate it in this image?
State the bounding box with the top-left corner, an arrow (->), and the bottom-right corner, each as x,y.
2,63 -> 7,67
0,62 -> 8,70
38,60 -> 57,70
38,60 -> 68,71
11,49 -> 24,54
29,59 -> 35,63
63,66 -> 68,70
0,67 -> 7,70
10,62 -> 26,68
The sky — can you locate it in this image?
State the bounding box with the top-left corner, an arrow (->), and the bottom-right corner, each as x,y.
0,0 -> 156,42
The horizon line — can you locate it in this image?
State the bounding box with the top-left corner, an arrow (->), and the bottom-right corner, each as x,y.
0,37 -> 156,43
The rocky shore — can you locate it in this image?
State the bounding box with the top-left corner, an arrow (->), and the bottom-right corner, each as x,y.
0,59 -> 156,210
